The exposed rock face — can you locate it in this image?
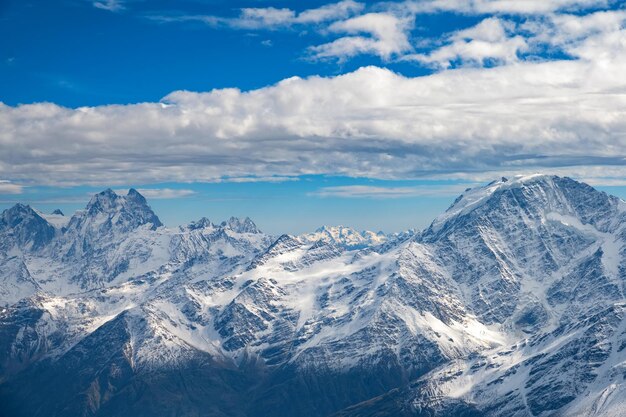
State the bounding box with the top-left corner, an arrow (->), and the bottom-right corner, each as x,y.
1,176 -> 626,417
0,204 -> 56,253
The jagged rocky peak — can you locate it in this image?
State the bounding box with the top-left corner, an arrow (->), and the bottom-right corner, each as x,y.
127,187 -> 144,200
261,234 -> 300,255
51,209 -> 64,216
186,217 -> 214,230
247,233 -> 301,269
85,188 -> 117,212
80,188 -> 163,230
50,189 -> 164,281
221,216 -> 260,234
184,216 -> 260,233
425,174 -> 621,239
0,203 -> 56,251
416,174 -> 624,329
2,203 -> 39,227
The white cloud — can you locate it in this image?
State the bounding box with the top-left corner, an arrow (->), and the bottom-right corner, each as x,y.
235,1 -> 364,28
2,28 -> 626,187
232,7 -> 296,29
93,0 -> 125,12
396,0 -> 613,15
152,1 -> 364,29
0,181 -> 24,195
528,10 -> 626,61
296,1 -> 366,24
311,184 -> 473,198
546,10 -> 626,43
580,178 -> 626,187
402,9 -> 625,68
313,185 -> 419,198
113,188 -> 197,199
309,13 -> 413,60
571,27 -> 626,62
454,17 -> 513,42
214,176 -> 300,183
148,0 -> 623,65
427,166 -> 626,187
405,17 -> 527,67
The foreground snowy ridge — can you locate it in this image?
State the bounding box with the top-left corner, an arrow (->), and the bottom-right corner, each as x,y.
1,175 -> 626,417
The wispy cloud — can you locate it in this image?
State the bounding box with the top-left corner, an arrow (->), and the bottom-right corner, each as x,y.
402,10 -> 626,68
147,0 -> 624,66
93,0 -> 125,12
578,178 -> 626,187
394,0 -> 615,15
0,196 -> 89,205
311,184 -> 475,198
0,181 -> 24,195
149,1 -> 364,29
404,17 -> 528,68
113,188 -> 197,199
425,166 -> 626,187
212,176 -> 300,183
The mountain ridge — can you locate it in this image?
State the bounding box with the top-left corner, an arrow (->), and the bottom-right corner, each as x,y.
1,175 -> 625,417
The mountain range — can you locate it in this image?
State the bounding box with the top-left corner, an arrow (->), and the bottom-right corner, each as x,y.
1,175 -> 625,417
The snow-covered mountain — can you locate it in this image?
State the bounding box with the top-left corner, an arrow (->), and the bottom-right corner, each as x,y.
299,225 -> 387,249
1,175 -> 626,417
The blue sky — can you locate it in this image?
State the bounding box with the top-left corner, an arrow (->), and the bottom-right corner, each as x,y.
0,176 -> 469,234
1,1 -> 477,107
2,0 -> 626,234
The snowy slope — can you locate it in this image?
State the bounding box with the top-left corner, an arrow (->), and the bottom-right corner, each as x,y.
1,175 -> 626,417
341,175 -> 626,417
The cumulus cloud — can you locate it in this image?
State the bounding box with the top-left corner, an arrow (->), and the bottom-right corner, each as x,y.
2,25 -> 626,188
5,5 -> 626,186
